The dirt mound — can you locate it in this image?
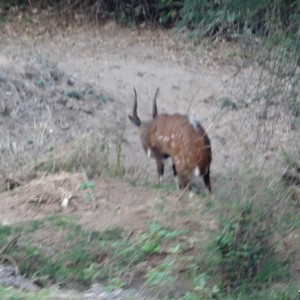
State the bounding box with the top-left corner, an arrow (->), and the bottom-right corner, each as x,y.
0,172 -> 93,225
22,172 -> 91,213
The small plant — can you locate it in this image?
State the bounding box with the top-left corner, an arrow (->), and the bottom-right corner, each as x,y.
35,79 -> 46,88
106,277 -> 127,292
146,258 -> 174,287
215,201 -> 284,290
47,215 -> 74,229
192,273 -> 221,299
65,90 -> 83,100
80,181 -> 95,193
80,181 -> 96,210
157,0 -> 183,26
96,94 -> 108,104
220,97 -> 238,111
111,127 -> 126,178
138,221 -> 187,260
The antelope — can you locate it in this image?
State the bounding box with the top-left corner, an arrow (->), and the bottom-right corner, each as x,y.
128,88 -> 212,192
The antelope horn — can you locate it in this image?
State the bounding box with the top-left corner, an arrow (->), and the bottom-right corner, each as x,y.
152,87 -> 159,119
129,87 -> 141,126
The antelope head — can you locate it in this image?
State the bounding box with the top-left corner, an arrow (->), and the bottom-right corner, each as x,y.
128,88 -> 159,155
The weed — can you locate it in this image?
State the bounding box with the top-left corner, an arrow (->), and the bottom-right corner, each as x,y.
48,145 -> 54,152
0,286 -> 56,300
149,221 -> 186,240
146,258 -> 174,287
190,273 -> 221,299
35,79 -> 45,88
111,127 -> 126,178
220,97 -> 238,111
26,219 -> 45,232
106,277 -> 127,292
215,202 -> 274,289
96,94 -> 108,104
94,226 -> 123,241
80,181 -> 96,208
47,215 -> 74,229
0,225 -> 13,244
65,90 -> 83,100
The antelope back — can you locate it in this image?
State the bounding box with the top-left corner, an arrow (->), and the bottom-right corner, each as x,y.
148,114 -> 211,174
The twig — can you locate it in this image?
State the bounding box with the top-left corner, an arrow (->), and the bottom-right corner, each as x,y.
186,86 -> 202,115
0,254 -> 20,275
123,230 -> 133,242
0,233 -> 21,257
0,234 -> 22,276
90,195 -> 97,212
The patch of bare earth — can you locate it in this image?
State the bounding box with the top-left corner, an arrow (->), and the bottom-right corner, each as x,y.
1,171 -> 216,234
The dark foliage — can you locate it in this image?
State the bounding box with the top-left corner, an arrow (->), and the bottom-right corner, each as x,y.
1,0 -> 298,39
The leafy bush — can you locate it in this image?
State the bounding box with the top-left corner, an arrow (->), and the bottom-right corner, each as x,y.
216,202 -> 274,289
179,0 -> 299,39
2,0 -> 298,38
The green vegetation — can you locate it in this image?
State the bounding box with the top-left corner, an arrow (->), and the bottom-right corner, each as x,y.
65,90 -> 83,100
1,1 -> 298,37
0,167 -> 298,299
80,181 -> 96,207
0,286 -> 58,300
0,218 -> 188,292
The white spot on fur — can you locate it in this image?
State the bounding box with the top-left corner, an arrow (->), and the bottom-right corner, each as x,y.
158,135 -> 170,142
194,166 -> 200,177
188,115 -> 199,130
147,148 -> 152,157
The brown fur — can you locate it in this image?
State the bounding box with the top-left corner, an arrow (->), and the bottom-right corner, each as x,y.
129,89 -> 212,192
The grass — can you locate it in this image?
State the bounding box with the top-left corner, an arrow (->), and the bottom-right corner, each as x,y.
1,120 -> 299,299
0,164 -> 299,299
0,286 -> 64,300
0,217 -> 189,293
33,130 -> 126,180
